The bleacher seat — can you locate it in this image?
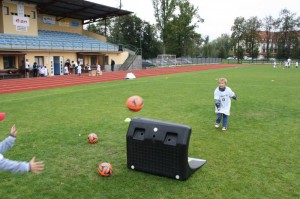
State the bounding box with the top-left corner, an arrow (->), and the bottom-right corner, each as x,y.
0,30 -> 117,51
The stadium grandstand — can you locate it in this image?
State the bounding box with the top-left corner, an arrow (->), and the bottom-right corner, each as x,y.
0,0 -> 142,78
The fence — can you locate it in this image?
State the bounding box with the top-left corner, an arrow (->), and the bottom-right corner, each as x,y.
145,57 -> 222,67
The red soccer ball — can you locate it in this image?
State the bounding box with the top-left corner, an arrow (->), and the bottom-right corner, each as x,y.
0,112 -> 6,121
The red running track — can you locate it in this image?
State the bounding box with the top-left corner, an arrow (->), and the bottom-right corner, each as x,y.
0,64 -> 239,94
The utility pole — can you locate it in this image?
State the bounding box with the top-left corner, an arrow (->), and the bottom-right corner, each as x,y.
117,0 -> 122,47
140,33 -> 142,57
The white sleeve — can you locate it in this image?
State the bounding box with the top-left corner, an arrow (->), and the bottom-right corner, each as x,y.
227,87 -> 235,97
214,88 -> 220,100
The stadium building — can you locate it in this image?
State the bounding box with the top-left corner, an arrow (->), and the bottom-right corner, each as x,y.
0,0 -> 140,78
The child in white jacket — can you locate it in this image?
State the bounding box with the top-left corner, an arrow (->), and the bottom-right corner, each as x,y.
0,124 -> 44,174
214,78 -> 237,131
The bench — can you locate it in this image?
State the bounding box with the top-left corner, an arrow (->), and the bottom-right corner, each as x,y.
0,69 -> 23,80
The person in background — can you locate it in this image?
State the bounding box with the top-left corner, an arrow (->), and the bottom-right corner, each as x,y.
96,63 -> 102,76
77,64 -> 82,76
273,60 -> 277,68
39,65 -> 45,77
44,66 -> 48,77
87,64 -> 91,71
0,124 -> 44,174
287,57 -> 291,68
32,62 -> 38,77
111,59 -> 115,72
64,65 -> 69,75
65,59 -> 71,75
72,61 -> 78,74
25,59 -> 30,78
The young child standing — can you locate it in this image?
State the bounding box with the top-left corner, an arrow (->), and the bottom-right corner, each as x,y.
64,65 -> 69,75
96,64 -> 102,76
273,60 -> 277,68
77,64 -> 82,76
214,78 -> 237,131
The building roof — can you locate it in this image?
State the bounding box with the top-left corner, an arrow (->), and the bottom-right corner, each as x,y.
14,0 -> 132,24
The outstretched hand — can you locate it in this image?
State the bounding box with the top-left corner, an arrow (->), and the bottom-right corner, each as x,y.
10,124 -> 17,137
29,157 -> 45,174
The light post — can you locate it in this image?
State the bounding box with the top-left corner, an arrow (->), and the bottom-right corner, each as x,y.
140,32 -> 143,57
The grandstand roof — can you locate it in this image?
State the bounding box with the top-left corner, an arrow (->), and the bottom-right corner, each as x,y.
15,0 -> 132,24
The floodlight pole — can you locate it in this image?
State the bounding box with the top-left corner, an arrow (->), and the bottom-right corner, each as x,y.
140,33 -> 142,57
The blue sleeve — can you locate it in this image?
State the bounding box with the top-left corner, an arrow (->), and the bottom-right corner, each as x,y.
0,136 -> 15,154
0,157 -> 30,174
0,136 -> 30,173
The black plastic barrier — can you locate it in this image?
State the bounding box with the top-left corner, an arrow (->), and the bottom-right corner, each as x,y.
126,117 -> 206,180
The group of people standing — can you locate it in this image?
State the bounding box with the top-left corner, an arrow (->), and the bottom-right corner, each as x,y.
64,59 -> 80,75
25,59 -> 48,78
273,58 -> 299,68
24,58 -> 117,78
64,59 -> 103,76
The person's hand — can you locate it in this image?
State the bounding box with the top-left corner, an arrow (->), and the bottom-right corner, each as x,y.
29,157 -> 44,174
10,124 -> 17,137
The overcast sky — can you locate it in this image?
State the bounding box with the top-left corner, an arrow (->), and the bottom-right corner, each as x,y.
89,0 -> 299,40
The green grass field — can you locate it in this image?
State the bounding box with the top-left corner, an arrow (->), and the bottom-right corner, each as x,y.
0,65 -> 299,199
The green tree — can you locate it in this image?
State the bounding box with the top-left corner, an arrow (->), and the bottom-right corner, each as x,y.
153,0 -> 203,57
86,14 -> 162,59
153,0 -> 178,54
214,34 -> 233,58
244,16 -> 261,60
165,0 -> 203,57
275,9 -> 299,59
262,16 -> 276,59
231,17 -> 247,62
87,23 -> 98,34
141,22 -> 162,59
201,36 -> 212,58
86,18 -> 113,37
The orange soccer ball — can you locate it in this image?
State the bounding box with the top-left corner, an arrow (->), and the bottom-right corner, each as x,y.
87,133 -> 98,144
126,95 -> 144,112
98,162 -> 113,177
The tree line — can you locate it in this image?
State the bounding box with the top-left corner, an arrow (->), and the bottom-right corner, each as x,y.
86,0 -> 300,60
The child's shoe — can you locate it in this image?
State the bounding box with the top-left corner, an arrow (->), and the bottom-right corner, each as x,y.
215,123 -> 220,128
222,127 -> 227,131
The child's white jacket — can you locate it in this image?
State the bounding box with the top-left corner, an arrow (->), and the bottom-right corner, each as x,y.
214,86 -> 235,115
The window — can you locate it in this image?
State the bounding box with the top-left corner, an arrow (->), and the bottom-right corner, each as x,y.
3,56 -> 16,69
3,6 -> 9,15
91,56 -> 97,66
35,56 -> 44,67
31,11 -> 36,19
104,56 -> 109,65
